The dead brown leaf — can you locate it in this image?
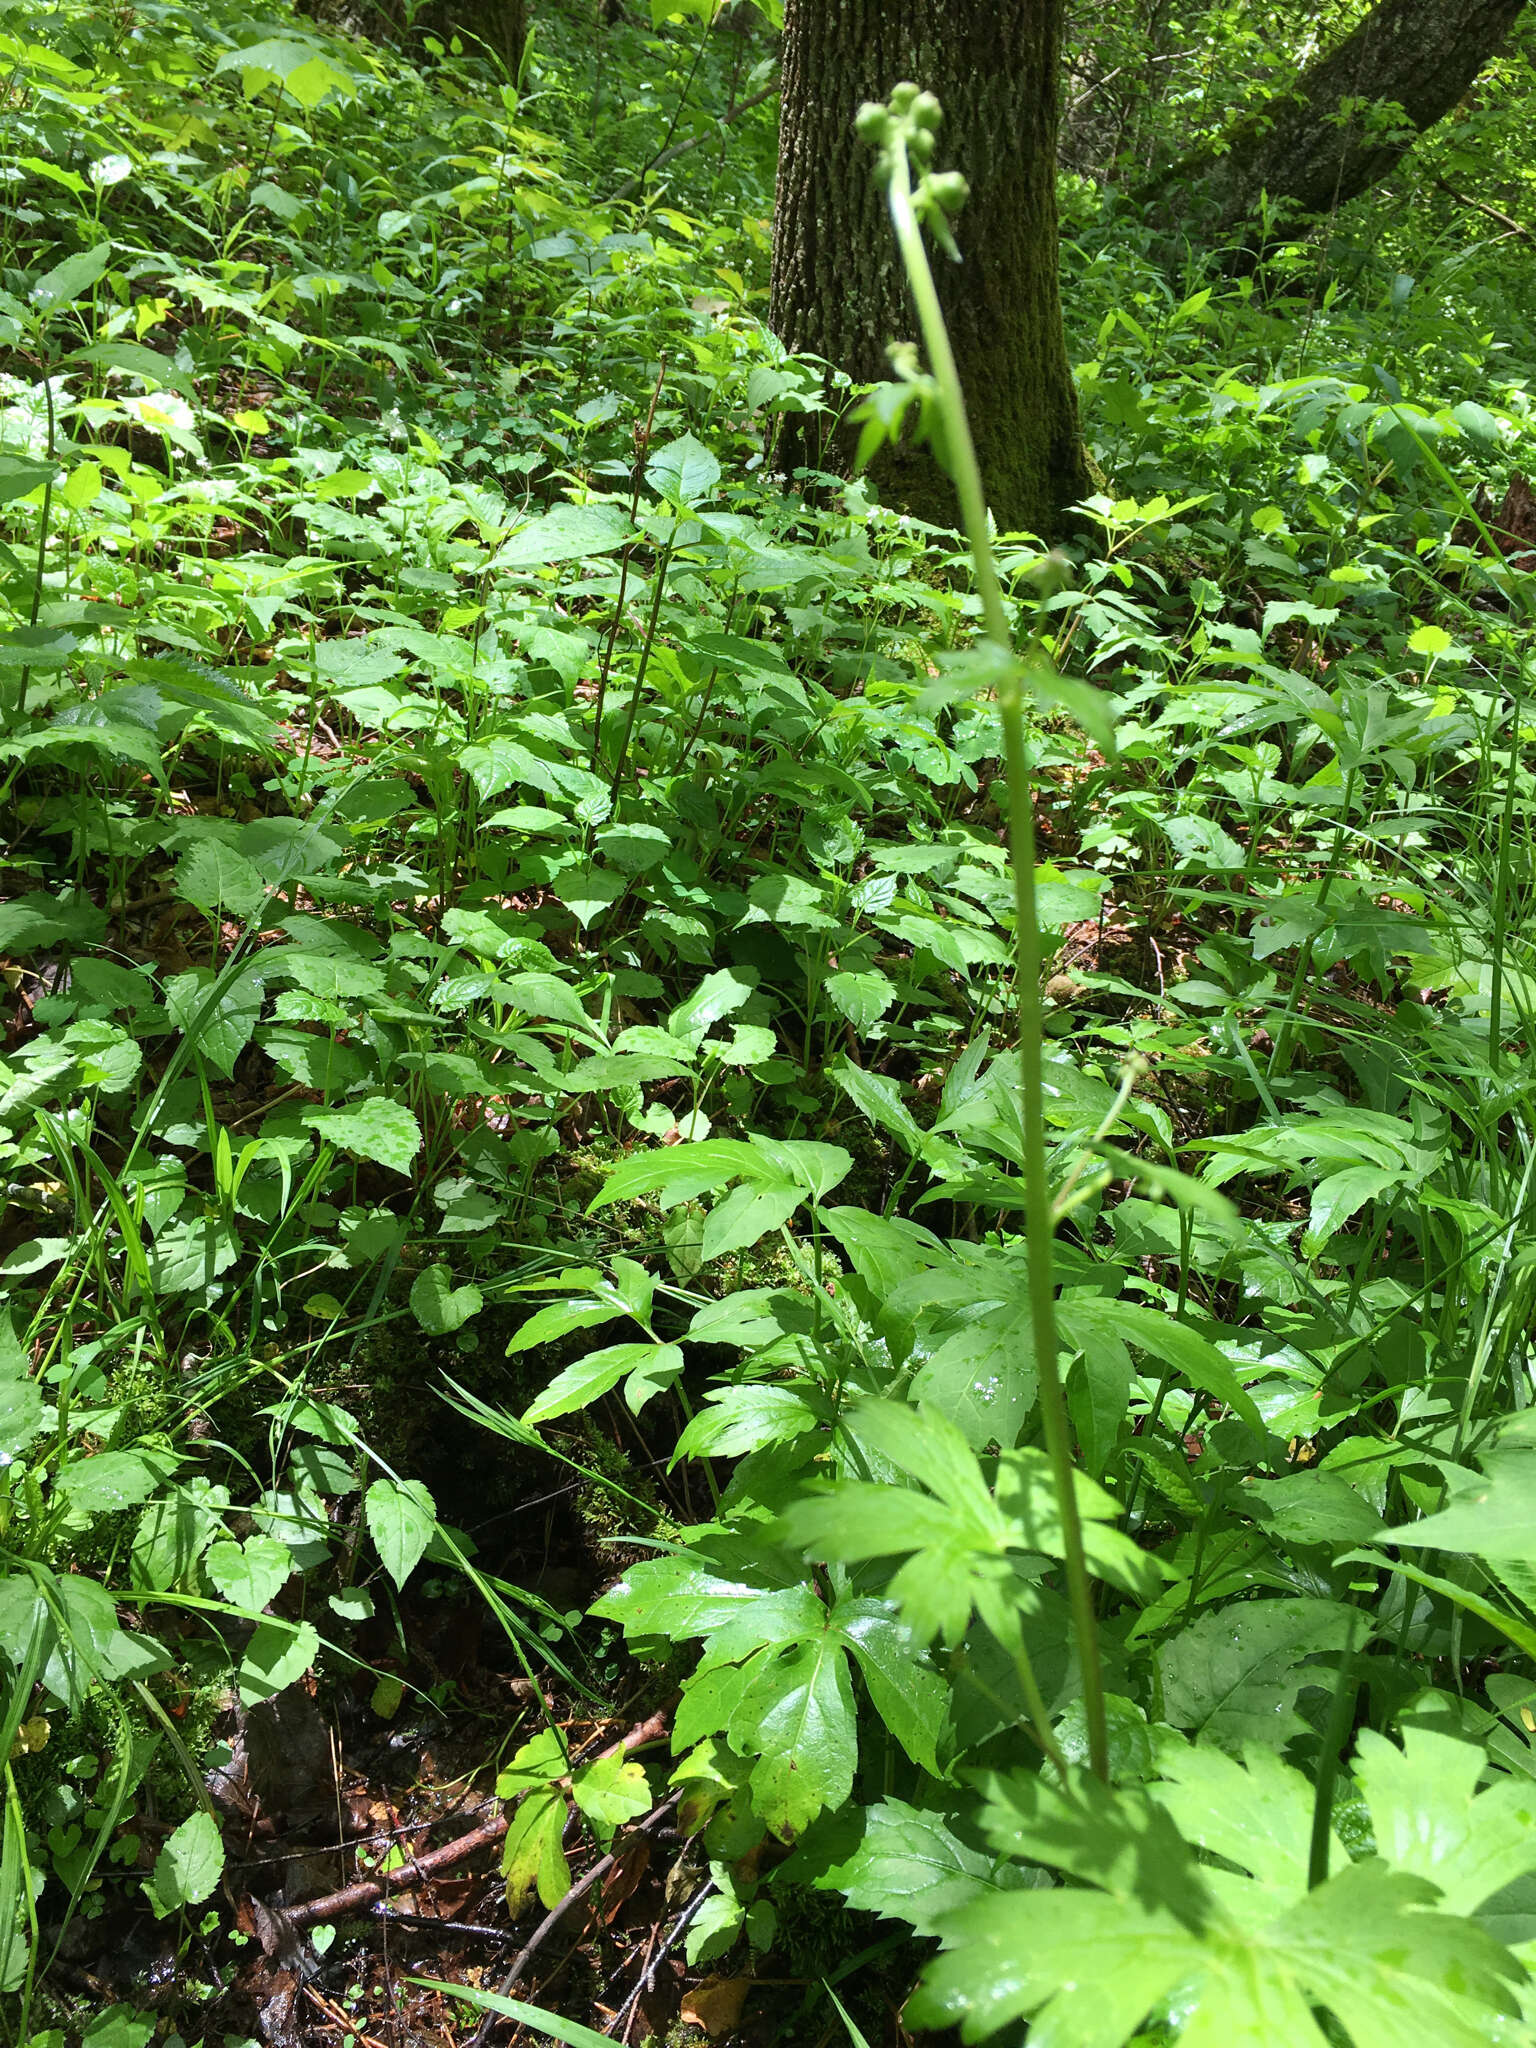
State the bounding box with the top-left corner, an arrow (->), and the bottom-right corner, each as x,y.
680,1975 -> 750,2037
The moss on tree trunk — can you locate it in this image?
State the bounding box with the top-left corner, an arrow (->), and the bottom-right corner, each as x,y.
770,0 -> 1089,540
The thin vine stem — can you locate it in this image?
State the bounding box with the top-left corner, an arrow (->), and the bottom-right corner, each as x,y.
873,106 -> 1109,1782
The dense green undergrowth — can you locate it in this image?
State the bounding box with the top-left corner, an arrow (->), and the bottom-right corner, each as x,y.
4,2 -> 1536,2044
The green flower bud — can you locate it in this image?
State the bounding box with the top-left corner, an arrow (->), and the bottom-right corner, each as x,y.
928,170 -> 969,214
912,90 -> 943,131
854,100 -> 891,144
889,81 -> 920,113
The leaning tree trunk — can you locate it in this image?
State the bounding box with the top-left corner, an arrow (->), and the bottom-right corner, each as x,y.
1153,0 -> 1527,238
770,0 -> 1089,539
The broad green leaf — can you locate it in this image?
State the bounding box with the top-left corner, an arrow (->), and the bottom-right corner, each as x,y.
825,969 -> 896,1032
557,862 -> 625,928
302,1098 -> 422,1174
833,1598 -> 946,1775
524,1342 -> 682,1425
238,1618 -> 318,1706
365,1478 -> 437,1588
0,1322 -> 43,1463
492,501 -> 630,571
506,1295 -> 629,1355
1408,623 -> 1453,657
164,966 -> 264,1078
214,38 -> 354,103
175,841 -> 267,923
145,1809 -> 224,1916
409,1264 -> 483,1335
30,242 -> 114,315
1057,1297 -> 1267,1438
592,1538 -> 812,1644
701,1178 -> 802,1261
1242,1471 -> 1387,1547
910,1308 -> 1037,1452
1159,1597 -> 1362,1750
502,1783 -> 570,1914
0,452 -> 59,503
785,1797 -> 1017,1936
831,1060 -> 927,1156
729,1631 -> 857,1839
668,966 -> 756,1046
589,1139 -> 763,1212
646,431 -> 720,504
571,1753 -> 652,1846
913,1758 -> 1525,2047
1384,1445 -> 1536,1561
205,1536 -> 294,1612
57,1449 -> 181,1513
1355,1724 -> 1536,1915
145,1217 -> 240,1295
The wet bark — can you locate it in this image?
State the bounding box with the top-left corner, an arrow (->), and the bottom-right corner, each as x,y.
769,0 -> 1089,540
1151,0 -> 1528,239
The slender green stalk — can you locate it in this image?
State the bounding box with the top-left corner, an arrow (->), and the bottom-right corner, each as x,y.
607,537 -> 674,800
868,94 -> 1108,1781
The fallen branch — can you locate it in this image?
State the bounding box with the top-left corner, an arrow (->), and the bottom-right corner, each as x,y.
1432,174 -> 1532,240
604,84 -> 778,204
251,1704 -> 673,1951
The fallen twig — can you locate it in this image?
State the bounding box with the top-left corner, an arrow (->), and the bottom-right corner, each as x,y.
1433,175 -> 1532,241
464,1793 -> 682,2048
250,1703 -> 673,1951
605,1877 -> 715,2041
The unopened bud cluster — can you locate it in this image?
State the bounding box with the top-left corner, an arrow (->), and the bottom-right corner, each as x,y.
855,85 -> 970,252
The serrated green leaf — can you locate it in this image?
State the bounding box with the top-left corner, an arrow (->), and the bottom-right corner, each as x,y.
571,1753 -> 652,1846
205,1536 -> 294,1612
365,1477 -> 436,1588
730,1632 -> 857,1840
302,1098 -> 421,1174
175,841 -> 268,923
145,1808 -> 224,1916
786,1797 -> 1016,1936
646,431 -> 720,504
1159,1597 -> 1362,1751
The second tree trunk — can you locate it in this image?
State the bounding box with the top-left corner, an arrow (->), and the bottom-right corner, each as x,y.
770,0 -> 1089,539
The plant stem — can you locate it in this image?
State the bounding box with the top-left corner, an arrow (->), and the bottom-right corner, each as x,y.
590,355 -> 666,769
881,138 -> 1109,1782
607,537 -> 674,800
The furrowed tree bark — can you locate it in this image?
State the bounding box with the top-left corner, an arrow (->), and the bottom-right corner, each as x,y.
1149,0 -> 1528,240
770,0 -> 1089,539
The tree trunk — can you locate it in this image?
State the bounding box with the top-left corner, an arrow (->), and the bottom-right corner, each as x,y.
770,0 -> 1089,539
388,0 -> 527,72
1153,0 -> 1527,239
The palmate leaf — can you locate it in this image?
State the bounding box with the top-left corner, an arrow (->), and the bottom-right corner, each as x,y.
783,1401 -> 1162,1649
589,1133 -> 850,1262
594,1537 -> 944,1839
784,1797 -> 1026,1937
1158,1596 -> 1363,1751
910,1742 -> 1533,2048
